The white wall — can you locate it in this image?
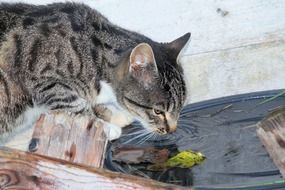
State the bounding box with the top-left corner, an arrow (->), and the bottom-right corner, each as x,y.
2,0 -> 285,103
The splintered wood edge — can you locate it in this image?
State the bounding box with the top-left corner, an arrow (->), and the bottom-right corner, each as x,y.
256,107 -> 285,178
257,107 -> 285,131
0,147 -> 192,190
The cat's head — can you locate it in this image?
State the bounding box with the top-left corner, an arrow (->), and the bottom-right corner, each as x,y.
117,33 -> 190,135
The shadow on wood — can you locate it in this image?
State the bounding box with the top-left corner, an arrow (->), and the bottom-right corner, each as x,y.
0,147 -> 192,190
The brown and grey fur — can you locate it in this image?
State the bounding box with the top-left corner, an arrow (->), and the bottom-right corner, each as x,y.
0,2 -> 190,143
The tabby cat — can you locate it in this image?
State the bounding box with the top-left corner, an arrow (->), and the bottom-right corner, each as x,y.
0,2 -> 190,144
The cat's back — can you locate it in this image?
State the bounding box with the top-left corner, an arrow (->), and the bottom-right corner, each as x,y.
0,3 -> 109,41
0,2 -> 117,71
0,2 -> 145,73
0,2 -> 106,22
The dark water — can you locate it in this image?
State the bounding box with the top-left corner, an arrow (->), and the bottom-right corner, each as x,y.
105,90 -> 285,189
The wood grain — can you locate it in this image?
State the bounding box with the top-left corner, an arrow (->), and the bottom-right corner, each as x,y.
29,112 -> 107,168
0,147 -> 191,190
257,107 -> 285,178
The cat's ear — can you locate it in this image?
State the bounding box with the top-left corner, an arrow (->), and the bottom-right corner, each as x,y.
129,43 -> 158,87
167,32 -> 191,62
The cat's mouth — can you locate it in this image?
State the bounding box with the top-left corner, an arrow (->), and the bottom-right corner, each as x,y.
156,127 -> 168,135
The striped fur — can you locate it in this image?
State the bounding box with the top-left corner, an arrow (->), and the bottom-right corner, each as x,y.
0,2 -> 190,141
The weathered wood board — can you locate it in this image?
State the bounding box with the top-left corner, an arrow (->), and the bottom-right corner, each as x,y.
257,108 -> 285,178
28,112 -> 107,168
0,147 -> 191,190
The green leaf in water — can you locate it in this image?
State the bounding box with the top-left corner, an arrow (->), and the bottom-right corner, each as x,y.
147,150 -> 206,171
258,90 -> 285,105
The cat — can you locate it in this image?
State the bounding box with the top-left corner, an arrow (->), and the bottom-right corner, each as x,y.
0,2 -> 190,146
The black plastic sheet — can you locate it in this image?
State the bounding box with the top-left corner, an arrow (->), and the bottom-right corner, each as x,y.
105,89 -> 285,189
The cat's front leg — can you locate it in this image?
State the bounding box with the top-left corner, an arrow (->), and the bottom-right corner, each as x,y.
93,104 -> 134,127
93,103 -> 136,141
92,104 -> 112,122
92,104 -> 121,141
101,121 -> 122,141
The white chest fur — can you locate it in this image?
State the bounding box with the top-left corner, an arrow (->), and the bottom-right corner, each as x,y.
95,81 -> 134,128
95,81 -> 118,105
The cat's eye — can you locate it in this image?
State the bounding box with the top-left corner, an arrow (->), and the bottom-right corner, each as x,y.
153,109 -> 164,115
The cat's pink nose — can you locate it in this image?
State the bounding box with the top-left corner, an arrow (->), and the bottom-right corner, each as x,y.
165,113 -> 177,133
168,125 -> 177,133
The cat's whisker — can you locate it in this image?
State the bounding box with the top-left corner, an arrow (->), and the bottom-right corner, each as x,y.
177,123 -> 191,127
177,121 -> 193,125
148,132 -> 158,142
150,132 -> 158,141
153,132 -> 160,140
131,128 -> 149,133
128,125 -> 141,128
130,122 -> 143,126
179,111 -> 192,116
135,136 -> 147,145
178,117 -> 190,120
179,116 -> 192,120
178,114 -> 187,117
135,129 -> 157,144
135,132 -> 154,145
176,125 -> 189,128
141,132 -> 154,143
122,130 -> 152,144
178,120 -> 192,124
121,128 -> 151,137
129,126 -> 145,130
144,130 -> 157,143
121,130 -> 147,137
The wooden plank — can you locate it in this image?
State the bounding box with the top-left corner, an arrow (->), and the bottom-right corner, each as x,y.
257,107 -> 285,178
0,147 -> 191,190
28,112 -> 107,168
